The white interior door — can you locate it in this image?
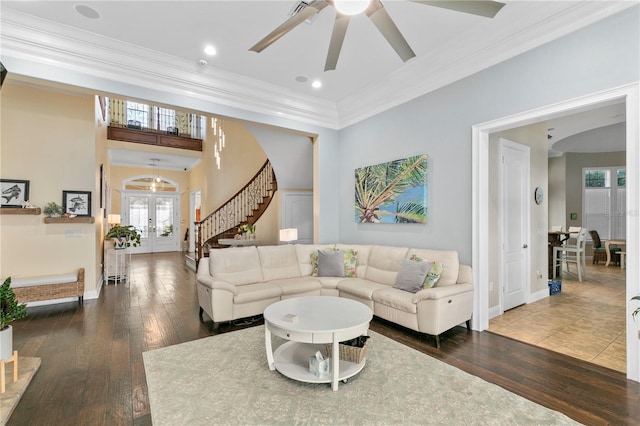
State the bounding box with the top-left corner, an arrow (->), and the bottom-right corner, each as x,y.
500,139 -> 530,311
122,192 -> 180,253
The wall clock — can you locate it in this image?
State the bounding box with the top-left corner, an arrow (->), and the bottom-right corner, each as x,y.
534,187 -> 544,205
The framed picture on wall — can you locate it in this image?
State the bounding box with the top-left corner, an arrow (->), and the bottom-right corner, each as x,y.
1,179 -> 30,208
63,190 -> 92,217
354,155 -> 428,224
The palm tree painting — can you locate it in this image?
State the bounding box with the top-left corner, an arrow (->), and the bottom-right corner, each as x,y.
355,154 -> 427,223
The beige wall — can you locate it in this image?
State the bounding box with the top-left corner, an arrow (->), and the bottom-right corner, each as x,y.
548,156 -> 567,230
190,118 -> 279,245
564,151 -> 626,228
488,122 -> 548,310
0,82 -> 99,292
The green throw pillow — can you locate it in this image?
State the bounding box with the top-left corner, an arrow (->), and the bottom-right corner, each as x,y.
409,254 -> 444,289
310,248 -> 358,278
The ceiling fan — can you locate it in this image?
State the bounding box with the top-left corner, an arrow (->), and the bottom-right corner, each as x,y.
249,0 -> 506,71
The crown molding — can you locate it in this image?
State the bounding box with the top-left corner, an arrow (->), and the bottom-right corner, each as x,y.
0,9 -> 340,129
336,1 -> 637,128
1,3 -> 635,131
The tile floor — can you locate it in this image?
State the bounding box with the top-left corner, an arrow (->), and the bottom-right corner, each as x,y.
488,260 -> 627,373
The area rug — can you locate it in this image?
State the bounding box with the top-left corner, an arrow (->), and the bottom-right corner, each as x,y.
1,357 -> 41,426
143,327 -> 579,425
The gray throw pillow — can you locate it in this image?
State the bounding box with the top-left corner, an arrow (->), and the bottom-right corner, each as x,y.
393,259 -> 432,293
317,249 -> 345,277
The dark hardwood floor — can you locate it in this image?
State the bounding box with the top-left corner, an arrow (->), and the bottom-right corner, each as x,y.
8,252 -> 640,425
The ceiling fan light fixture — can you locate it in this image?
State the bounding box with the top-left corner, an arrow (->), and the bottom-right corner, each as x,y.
334,0 -> 371,16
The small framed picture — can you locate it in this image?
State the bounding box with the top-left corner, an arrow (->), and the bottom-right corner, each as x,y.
1,179 -> 30,208
63,190 -> 92,217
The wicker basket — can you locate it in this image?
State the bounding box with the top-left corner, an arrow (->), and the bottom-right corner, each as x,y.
326,337 -> 370,364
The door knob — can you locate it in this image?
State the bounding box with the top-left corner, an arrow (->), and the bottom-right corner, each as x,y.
523,244 -> 528,248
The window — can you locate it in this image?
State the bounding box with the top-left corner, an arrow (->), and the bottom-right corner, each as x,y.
126,102 -> 150,127
583,167 -> 625,241
156,107 -> 176,132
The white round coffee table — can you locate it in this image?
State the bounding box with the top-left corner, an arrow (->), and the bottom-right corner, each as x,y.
264,296 -> 373,391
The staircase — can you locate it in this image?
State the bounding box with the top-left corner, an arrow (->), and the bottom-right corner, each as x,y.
195,160 -> 277,260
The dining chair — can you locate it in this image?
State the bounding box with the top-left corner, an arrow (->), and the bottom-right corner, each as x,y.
550,225 -> 563,232
553,227 -> 588,282
589,229 -> 621,265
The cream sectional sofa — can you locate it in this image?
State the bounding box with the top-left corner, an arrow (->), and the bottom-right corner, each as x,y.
196,244 -> 473,347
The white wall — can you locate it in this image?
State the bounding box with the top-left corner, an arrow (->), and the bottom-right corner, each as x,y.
246,125 -> 314,190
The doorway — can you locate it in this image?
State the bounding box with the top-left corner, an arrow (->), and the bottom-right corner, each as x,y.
122,192 -> 180,254
472,83 -> 639,382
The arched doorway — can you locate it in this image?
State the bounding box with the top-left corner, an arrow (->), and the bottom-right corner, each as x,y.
121,175 -> 181,254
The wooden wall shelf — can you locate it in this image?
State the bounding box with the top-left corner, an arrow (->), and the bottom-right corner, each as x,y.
108,126 -> 202,151
0,208 -> 41,215
44,216 -> 95,224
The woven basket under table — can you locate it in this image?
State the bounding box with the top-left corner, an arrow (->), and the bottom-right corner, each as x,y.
325,338 -> 370,364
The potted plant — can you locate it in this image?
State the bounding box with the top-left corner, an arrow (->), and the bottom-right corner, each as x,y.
106,225 -> 141,249
237,224 -> 248,239
246,223 -> 256,239
0,277 -> 28,361
43,201 -> 63,217
632,295 -> 640,320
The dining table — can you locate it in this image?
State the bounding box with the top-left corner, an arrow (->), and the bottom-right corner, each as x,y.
548,231 -> 571,277
605,239 -> 626,266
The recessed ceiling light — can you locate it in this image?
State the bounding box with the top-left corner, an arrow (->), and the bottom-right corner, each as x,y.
75,4 -> 100,19
204,45 -> 217,56
311,80 -> 322,89
295,76 -> 308,83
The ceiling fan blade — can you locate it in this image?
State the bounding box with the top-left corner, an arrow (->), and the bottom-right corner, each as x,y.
325,14 -> 350,71
249,0 -> 330,53
406,1 -> 505,19
366,0 -> 415,63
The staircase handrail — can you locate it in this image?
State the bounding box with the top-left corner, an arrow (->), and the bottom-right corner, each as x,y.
196,160 -> 277,259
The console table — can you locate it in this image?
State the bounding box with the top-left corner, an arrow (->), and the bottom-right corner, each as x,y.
104,248 -> 130,284
218,238 -> 261,247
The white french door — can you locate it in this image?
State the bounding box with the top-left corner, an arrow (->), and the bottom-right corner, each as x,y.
122,192 -> 180,253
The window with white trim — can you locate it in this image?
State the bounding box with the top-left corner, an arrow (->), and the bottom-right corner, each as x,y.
583,167 -> 626,241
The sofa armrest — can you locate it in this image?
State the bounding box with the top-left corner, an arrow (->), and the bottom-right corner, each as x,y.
196,274 -> 239,295
412,283 -> 473,303
457,264 -> 472,285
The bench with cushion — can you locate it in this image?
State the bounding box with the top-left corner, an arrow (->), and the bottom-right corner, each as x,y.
10,268 -> 85,305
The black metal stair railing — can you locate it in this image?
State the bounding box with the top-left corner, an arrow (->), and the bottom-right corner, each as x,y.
195,160 -> 277,260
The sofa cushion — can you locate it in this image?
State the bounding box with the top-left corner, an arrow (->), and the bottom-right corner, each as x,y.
409,255 -> 444,289
317,249 -> 345,277
295,244 -> 335,276
257,245 -> 301,281
233,282 -> 281,304
269,277 -> 322,296
407,248 -> 460,286
364,245 -> 409,285
372,287 -> 418,313
209,246 -> 264,286
393,259 -> 432,293
336,244 -> 371,278
337,278 -> 388,300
